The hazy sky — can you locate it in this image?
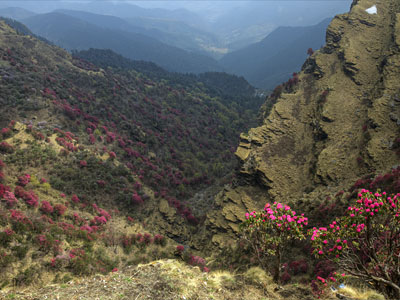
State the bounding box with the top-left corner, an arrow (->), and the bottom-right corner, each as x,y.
0,1 -> 353,15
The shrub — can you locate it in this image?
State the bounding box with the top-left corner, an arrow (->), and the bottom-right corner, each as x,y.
132,193 -> 143,205
97,180 -> 106,187
153,234 -> 166,246
310,190 -> 400,298
17,174 -> 30,186
71,194 -> 80,204
241,202 -> 308,282
1,127 -> 12,138
25,191 -> 39,207
3,191 -> 18,208
176,245 -> 184,255
0,183 -> 10,198
280,272 -> 291,285
0,228 -> 14,247
40,201 -> 54,214
13,266 -> 38,286
15,186 -> 39,207
12,245 -> 28,259
288,259 -> 309,275
189,255 -> 206,270
91,216 -> 107,225
108,151 -> 116,159
143,233 -> 153,245
54,204 -> 67,216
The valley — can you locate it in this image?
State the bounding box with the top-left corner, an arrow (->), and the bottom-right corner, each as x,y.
0,0 -> 399,299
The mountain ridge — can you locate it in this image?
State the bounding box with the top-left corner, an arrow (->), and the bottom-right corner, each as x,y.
21,12 -> 223,74
220,18 -> 331,89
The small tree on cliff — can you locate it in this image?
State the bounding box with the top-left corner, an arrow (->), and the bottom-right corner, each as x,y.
241,202 -> 308,282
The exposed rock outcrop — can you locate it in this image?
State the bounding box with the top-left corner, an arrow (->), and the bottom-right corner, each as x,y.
204,0 -> 400,249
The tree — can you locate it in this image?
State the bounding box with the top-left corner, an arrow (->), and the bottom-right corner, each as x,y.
241,202 -> 308,282
310,189 -> 400,298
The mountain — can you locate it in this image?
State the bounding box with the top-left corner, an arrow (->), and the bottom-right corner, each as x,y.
21,12 -> 223,74
0,1 -> 207,28
210,1 -> 352,50
123,16 -> 222,57
219,18 -> 331,89
54,9 -> 220,57
0,7 -> 35,20
81,1 -> 207,29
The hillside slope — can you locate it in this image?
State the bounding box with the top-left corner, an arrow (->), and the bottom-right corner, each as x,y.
205,0 -> 400,249
0,18 -> 261,288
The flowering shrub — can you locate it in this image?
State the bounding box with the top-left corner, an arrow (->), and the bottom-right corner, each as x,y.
17,174 -> 31,186
71,194 -> 80,204
1,127 -> 12,138
189,255 -> 208,272
54,203 -> 67,216
0,141 -> 14,153
36,234 -> 62,255
280,272 -> 291,284
288,259 -> 309,275
132,193 -> 143,205
143,233 -> 153,245
97,180 -> 106,187
176,245 -> 184,254
40,201 -> 54,214
0,183 -> 10,199
91,215 -> 107,225
241,202 -> 308,282
310,190 -> 400,298
15,186 -> 39,207
153,234 -> 166,246
3,191 -> 18,207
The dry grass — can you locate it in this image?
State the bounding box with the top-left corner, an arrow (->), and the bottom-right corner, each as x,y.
0,259 -> 321,300
339,285 -> 386,300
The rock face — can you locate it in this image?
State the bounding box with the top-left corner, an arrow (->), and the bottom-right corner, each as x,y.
204,0 -> 400,249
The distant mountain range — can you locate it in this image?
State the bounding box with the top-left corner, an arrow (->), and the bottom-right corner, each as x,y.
21,12 -> 223,74
0,6 -> 35,20
0,6 -> 334,89
55,9 -> 221,56
219,18 -> 331,89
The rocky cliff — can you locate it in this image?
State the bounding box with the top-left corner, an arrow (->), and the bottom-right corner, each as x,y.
205,0 -> 400,249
